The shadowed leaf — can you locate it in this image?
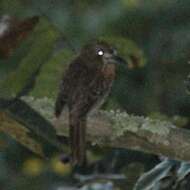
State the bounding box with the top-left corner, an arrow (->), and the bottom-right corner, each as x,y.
0,111 -> 44,156
0,17 -> 60,100
6,99 -> 64,153
29,49 -> 74,99
0,138 -> 8,149
185,74 -> 190,94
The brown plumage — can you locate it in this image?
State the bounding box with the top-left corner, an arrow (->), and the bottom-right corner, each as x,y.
55,40 -> 126,166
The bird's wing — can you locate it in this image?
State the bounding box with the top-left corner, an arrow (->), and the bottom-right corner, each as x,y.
69,69 -> 107,116
55,58 -> 92,117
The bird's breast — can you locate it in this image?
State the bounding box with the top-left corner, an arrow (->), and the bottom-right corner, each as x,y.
101,64 -> 116,81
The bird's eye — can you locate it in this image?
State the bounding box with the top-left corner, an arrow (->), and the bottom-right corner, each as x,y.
98,50 -> 104,56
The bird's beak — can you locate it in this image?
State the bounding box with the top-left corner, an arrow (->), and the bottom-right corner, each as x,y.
113,55 -> 127,65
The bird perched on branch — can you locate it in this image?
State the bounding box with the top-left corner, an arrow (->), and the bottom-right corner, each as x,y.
55,40 -> 126,167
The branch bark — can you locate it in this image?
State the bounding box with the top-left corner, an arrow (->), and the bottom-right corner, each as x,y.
21,96 -> 190,162
54,108 -> 190,162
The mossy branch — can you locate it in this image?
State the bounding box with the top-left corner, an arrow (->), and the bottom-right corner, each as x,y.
21,96 -> 190,162
55,109 -> 190,162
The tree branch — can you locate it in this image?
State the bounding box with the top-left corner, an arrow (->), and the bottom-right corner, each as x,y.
55,108 -> 190,162
22,96 -> 190,162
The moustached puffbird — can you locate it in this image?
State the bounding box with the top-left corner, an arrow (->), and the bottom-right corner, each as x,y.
55,40 -> 126,167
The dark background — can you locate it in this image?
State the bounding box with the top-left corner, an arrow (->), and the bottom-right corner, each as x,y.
0,0 -> 189,189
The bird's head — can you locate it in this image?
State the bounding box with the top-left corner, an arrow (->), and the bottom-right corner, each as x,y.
80,40 -> 126,68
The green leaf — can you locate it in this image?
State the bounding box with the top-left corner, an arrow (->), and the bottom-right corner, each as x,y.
0,18 -> 60,100
29,49 -> 74,99
7,99 -> 63,151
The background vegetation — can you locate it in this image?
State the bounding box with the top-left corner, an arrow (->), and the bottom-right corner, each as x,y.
0,0 -> 190,189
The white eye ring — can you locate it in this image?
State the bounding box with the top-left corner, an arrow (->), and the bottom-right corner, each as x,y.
98,50 -> 104,56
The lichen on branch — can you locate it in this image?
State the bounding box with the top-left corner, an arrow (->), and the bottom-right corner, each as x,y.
22,96 -> 190,163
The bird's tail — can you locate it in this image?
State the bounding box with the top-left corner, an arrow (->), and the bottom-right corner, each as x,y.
69,114 -> 86,167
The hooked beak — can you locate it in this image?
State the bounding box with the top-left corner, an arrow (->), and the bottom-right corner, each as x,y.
103,53 -> 127,65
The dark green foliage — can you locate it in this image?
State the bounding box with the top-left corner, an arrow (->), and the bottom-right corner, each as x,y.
29,49 -> 74,99
0,18 -> 60,100
0,1 -> 190,190
185,74 -> 190,94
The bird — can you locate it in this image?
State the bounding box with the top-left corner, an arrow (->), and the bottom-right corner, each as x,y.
55,40 -> 126,167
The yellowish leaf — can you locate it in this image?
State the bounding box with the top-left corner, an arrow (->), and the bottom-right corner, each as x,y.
22,158 -> 44,176
51,156 -> 71,176
0,111 -> 44,156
